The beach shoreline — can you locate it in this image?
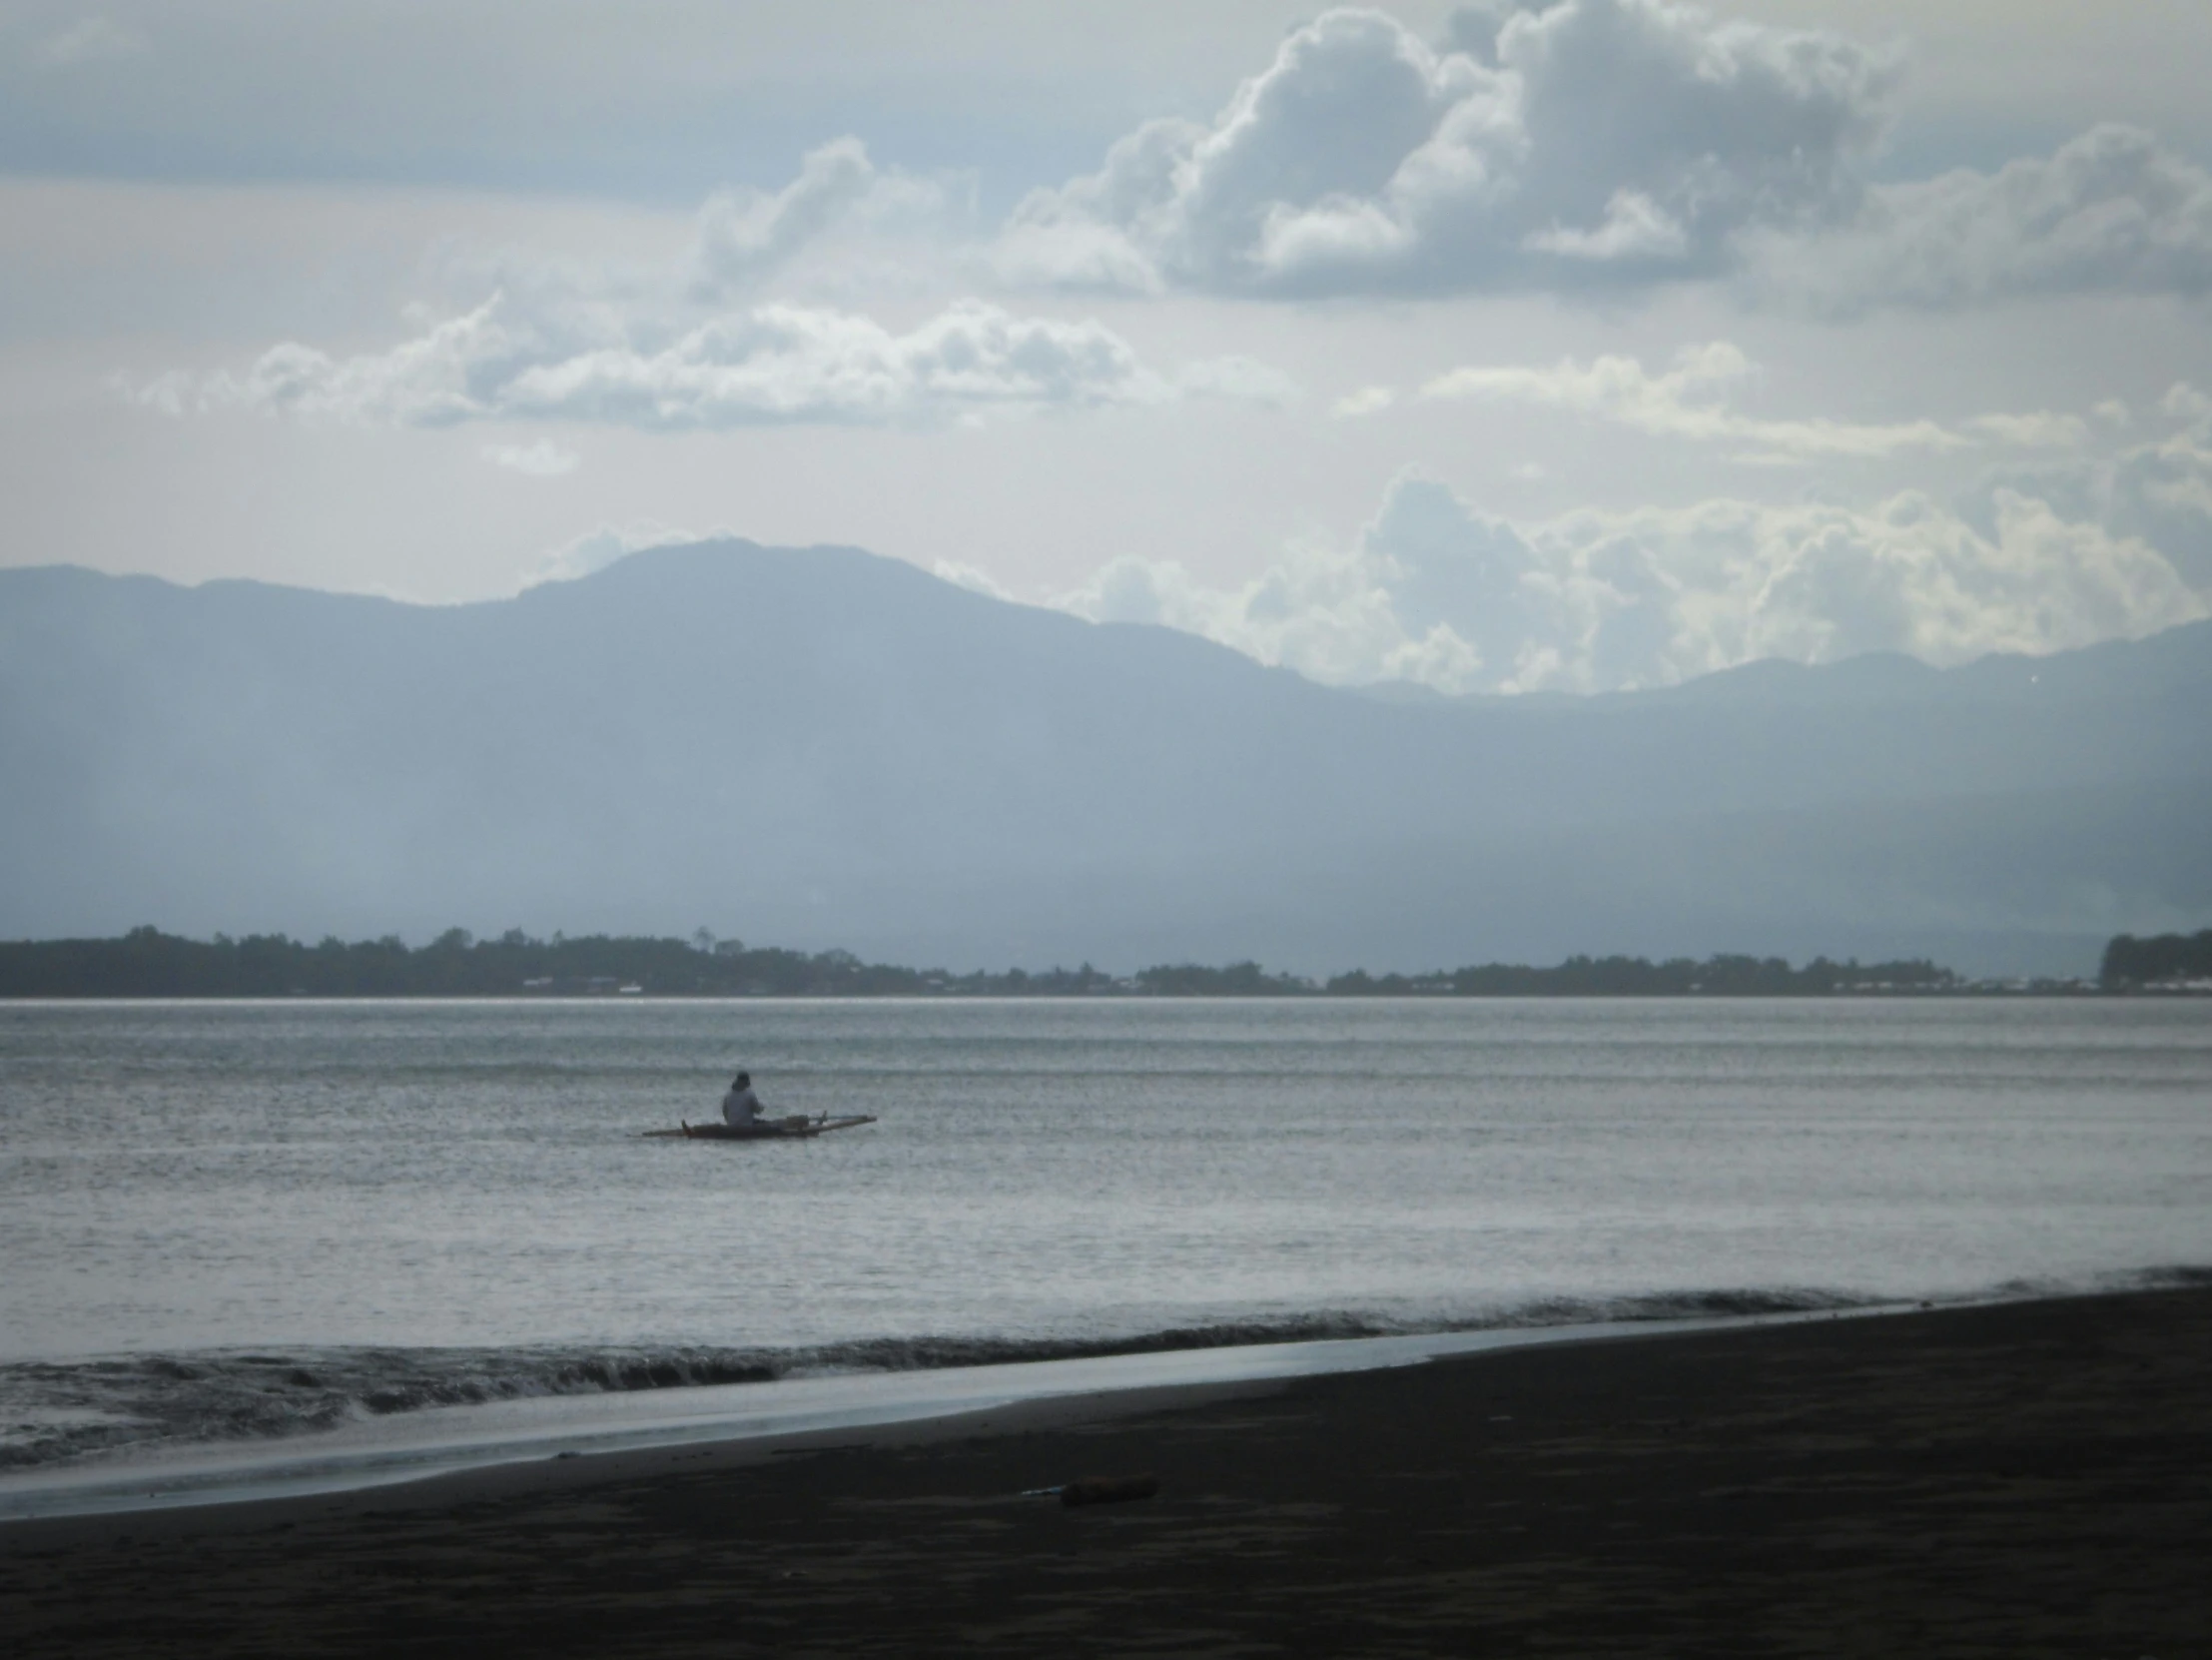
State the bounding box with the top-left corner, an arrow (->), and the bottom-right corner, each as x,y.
5,1284 -> 2207,1656
0,1304 -> 1898,1526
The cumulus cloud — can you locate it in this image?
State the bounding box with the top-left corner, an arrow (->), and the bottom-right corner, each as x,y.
692,139 -> 876,296
689,138 -> 954,299
167,291 -> 1181,430
1056,469 -> 2206,696
141,137 -> 1275,435
482,439 -> 580,476
1960,392 -> 2212,592
1001,0 -> 1893,297
998,5 -> 2212,311
1766,125 -> 2212,314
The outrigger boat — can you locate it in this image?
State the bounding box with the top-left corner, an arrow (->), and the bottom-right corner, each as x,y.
642,1114 -> 877,1143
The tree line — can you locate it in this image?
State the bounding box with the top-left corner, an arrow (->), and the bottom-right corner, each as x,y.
2099,930 -> 2212,988
0,926 -> 1987,998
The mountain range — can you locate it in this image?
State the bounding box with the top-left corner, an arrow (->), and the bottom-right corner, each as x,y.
4,540 -> 2208,977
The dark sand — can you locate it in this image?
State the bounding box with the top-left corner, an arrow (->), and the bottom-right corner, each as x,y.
4,1287 -> 2207,1657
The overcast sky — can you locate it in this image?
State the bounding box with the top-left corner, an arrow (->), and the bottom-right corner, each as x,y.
8,0 -> 2212,693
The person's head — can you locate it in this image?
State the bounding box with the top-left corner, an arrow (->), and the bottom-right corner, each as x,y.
734,1072 -> 750,1088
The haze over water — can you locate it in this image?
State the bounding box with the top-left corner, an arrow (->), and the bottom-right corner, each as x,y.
3,997 -> 2208,1477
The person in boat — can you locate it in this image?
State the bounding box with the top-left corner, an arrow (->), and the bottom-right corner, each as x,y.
722,1071 -> 766,1129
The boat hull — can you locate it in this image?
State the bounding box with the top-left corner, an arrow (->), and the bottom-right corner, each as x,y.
641,1115 -> 877,1142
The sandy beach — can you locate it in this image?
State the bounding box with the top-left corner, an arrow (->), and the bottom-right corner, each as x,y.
4,1286 -> 2207,1657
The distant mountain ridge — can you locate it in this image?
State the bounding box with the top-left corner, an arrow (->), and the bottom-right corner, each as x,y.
3,541 -> 2208,976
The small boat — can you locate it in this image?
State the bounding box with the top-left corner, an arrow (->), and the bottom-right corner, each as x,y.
642,1114 -> 877,1142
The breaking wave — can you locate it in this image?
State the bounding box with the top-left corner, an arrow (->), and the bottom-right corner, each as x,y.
0,1285 -> 1862,1474
4,1268 -> 2201,1477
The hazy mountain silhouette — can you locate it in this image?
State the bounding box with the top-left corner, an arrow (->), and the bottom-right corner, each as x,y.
4,540 -> 2207,975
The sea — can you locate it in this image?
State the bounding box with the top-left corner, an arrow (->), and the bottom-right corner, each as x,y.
2,996 -> 2208,1512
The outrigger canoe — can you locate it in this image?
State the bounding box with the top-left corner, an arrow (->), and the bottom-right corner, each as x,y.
642,1114 -> 877,1143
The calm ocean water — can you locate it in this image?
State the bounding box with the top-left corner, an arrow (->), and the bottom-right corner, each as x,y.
2,997 -> 2208,1478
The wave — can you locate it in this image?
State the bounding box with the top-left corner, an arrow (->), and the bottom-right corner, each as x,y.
5,1270 -> 2203,1476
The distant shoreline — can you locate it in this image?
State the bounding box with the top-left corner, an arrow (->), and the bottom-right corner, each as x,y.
4,923 -> 2205,998
1,987 -> 2176,1001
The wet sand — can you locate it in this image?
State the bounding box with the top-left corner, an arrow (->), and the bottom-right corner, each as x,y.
4,1286 -> 2208,1657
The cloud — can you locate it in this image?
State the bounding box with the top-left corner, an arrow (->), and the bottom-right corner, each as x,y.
1001,1 -> 1893,297
481,439 -> 579,476
1056,469 -> 2207,695
1062,537 -> 1450,691
170,292 -> 1183,431
1763,125 -> 2212,314
1334,386 -> 1396,418
1422,342 -> 2098,461
37,17 -> 149,67
998,7 -> 2212,312
1424,341 -> 1962,460
931,559 -> 1016,600
691,139 -> 876,296
141,139 -> 1274,435
1964,413 -> 2090,449
689,138 -> 954,299
1961,394 -> 2212,591
2164,381 -> 2212,434
528,520 -> 706,586
1522,191 -> 1691,264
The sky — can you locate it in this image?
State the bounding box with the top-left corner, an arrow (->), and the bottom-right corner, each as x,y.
7,0 -> 2212,694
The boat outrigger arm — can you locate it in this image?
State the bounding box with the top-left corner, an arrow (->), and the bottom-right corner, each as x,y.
642,1114 -> 878,1142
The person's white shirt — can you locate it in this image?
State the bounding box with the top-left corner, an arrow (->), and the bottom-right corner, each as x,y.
722,1084 -> 764,1128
